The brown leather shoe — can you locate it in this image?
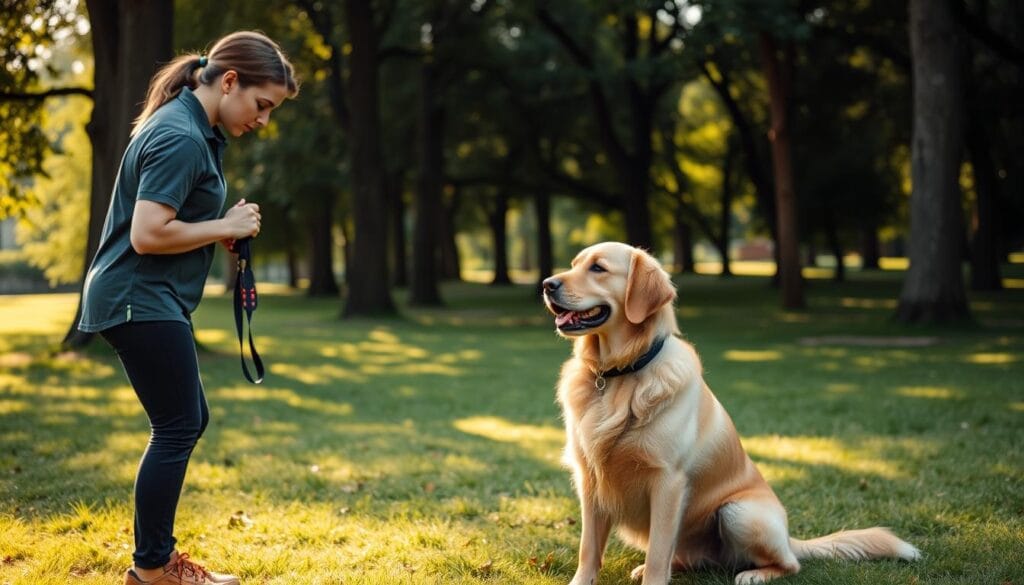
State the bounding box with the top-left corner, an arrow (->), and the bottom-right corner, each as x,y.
123,551 -> 240,585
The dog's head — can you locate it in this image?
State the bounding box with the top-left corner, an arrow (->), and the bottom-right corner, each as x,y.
542,242 -> 677,339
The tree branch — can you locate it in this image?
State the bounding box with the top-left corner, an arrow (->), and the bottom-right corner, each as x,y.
0,87 -> 93,101
954,0 -> 1024,69
535,7 -> 630,171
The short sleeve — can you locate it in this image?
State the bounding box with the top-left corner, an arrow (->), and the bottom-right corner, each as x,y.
136,132 -> 206,211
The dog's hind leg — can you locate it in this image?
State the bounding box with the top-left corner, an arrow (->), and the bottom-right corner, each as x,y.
718,499 -> 800,585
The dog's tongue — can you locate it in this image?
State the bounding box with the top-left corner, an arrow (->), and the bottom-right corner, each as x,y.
555,311 -> 576,327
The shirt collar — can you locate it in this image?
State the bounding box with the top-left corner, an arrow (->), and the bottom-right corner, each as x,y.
179,86 -> 227,145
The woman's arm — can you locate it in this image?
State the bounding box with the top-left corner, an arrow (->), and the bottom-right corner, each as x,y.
130,199 -> 261,255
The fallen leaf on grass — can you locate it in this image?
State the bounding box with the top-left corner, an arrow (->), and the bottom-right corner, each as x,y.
527,552 -> 556,573
476,559 -> 493,576
228,510 -> 254,529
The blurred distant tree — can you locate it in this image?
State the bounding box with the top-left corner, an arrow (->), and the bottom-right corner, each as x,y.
693,0 -> 807,308
298,0 -> 395,316
955,0 -> 1024,291
792,3 -> 907,283
533,1 -> 695,253
896,0 -> 971,323
0,0 -> 90,217
15,57 -> 92,286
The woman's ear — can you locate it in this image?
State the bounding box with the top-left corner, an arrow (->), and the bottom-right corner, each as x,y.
221,70 -> 238,94
623,249 -> 676,325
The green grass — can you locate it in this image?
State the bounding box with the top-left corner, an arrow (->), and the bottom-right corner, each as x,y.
1,268 -> 1022,584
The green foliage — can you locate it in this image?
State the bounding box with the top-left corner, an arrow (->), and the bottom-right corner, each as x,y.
0,0 -> 89,219
14,59 -> 92,285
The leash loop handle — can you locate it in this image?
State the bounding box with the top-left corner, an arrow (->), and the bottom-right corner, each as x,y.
233,237 -> 264,384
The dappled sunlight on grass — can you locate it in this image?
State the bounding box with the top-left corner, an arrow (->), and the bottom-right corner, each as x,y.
269,361 -> 366,384
742,435 -> 920,480
964,352 -> 1016,365
893,386 -> 964,400
840,297 -> 899,310
195,328 -> 230,344
251,327 -> 484,379
0,293 -> 79,337
825,383 -> 859,394
879,257 -> 909,270
0,398 -> 30,414
453,416 -> 564,462
777,312 -> 811,323
216,385 -> 354,416
0,372 -> 27,389
723,349 -> 784,362
360,361 -> 464,376
2,282 -> 1021,583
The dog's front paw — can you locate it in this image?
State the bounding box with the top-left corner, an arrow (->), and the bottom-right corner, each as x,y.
569,568 -> 600,585
629,564 -> 645,581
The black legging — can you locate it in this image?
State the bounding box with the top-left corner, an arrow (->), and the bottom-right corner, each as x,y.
102,321 -> 210,569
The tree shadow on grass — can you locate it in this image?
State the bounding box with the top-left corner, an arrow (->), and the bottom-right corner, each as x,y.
2,282 -> 1022,583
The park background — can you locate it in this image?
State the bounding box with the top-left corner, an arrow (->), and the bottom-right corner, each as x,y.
1,0 -> 1022,583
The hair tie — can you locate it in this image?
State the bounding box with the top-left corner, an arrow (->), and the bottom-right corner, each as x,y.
198,56 -> 208,67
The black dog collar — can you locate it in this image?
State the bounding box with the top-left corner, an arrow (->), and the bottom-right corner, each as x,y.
593,336 -> 667,393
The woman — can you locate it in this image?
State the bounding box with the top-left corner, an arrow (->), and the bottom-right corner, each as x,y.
78,31 -> 298,585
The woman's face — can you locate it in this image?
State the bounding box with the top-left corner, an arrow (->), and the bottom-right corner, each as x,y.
218,73 -> 290,138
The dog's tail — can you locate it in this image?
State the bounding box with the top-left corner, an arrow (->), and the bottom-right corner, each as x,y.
790,527 -> 921,562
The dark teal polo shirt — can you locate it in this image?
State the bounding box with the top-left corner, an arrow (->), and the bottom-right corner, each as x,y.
78,87 -> 228,332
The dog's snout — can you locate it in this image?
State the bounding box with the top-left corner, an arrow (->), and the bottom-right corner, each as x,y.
542,278 -> 562,293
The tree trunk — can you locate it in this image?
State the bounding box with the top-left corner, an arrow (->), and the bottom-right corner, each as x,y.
386,170 -> 408,287
759,33 -> 804,309
964,44 -> 1003,291
439,189 -> 461,281
342,0 -> 395,316
623,78 -> 654,251
286,242 -> 298,289
64,0 -> 174,348
860,226 -> 881,269
896,0 -> 971,323
701,62 -> 778,281
534,191 -> 553,295
410,59 -> 444,306
490,190 -> 511,286
307,191 -> 339,296
824,207 -> 845,283
622,165 -> 653,251
718,139 -> 735,277
672,213 -> 695,275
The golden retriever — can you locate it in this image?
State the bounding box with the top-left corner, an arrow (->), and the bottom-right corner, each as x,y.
542,242 -> 919,585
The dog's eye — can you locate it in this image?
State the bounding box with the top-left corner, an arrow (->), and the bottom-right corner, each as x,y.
589,263 -> 606,273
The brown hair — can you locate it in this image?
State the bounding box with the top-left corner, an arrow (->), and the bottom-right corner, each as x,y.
132,30 -> 300,135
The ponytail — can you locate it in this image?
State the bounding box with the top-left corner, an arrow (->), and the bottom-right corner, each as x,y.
131,54 -> 204,136
132,31 -> 300,136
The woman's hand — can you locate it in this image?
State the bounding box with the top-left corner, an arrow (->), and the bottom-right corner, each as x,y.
222,198 -> 261,240
218,199 -> 253,252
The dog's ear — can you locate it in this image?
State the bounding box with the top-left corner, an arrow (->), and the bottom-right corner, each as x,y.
624,249 -> 676,325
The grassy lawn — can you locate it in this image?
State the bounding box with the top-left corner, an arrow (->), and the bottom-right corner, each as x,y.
1,267 -> 1022,584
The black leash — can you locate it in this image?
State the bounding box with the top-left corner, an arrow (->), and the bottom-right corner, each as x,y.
233,237 -> 264,384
